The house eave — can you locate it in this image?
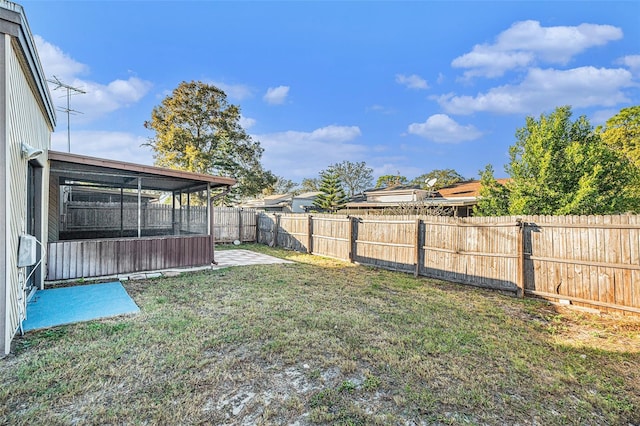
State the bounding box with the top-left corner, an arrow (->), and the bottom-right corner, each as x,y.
0,1 -> 56,128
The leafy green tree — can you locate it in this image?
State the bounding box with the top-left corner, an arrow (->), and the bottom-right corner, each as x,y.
313,169 -> 348,212
329,160 -> 373,197
263,176 -> 298,196
507,106 -> 638,215
375,174 -> 407,188
410,169 -> 465,190
144,81 -> 275,202
473,164 -> 510,216
300,178 -> 320,193
599,105 -> 640,169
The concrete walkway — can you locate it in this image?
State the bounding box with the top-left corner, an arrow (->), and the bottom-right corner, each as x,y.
123,249 -> 292,280
212,249 -> 293,268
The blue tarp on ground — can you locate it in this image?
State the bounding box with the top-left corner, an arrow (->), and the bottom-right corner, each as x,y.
22,282 -> 140,331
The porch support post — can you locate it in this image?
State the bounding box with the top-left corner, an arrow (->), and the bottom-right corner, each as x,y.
187,192 -> 191,233
208,184 -> 216,265
172,191 -> 176,235
120,186 -> 124,237
207,183 -> 211,235
137,177 -> 142,238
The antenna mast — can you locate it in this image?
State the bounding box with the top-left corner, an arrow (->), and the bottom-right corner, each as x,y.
47,76 -> 86,152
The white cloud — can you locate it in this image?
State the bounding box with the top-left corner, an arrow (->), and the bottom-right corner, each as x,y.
263,85 -> 290,105
209,81 -> 254,100
396,73 -> 429,90
239,115 -> 256,129
35,35 -> 152,124
366,104 -> 394,115
452,21 -> 623,78
49,77 -> 152,124
51,130 -> 154,165
253,125 -> 363,178
34,35 -> 88,81
408,114 -> 482,143
437,66 -> 634,115
618,54 -> 640,76
590,109 -> 619,126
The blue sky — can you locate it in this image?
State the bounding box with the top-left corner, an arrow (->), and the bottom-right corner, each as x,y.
22,0 -> 640,184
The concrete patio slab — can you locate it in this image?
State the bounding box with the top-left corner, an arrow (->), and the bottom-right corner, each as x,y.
211,249 -> 293,268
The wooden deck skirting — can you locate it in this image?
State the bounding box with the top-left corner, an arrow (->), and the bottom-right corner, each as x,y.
46,235 -> 213,281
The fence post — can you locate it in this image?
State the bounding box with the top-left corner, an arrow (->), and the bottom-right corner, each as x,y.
348,216 -> 356,263
238,208 -> 243,242
273,214 -> 280,247
307,214 -> 313,254
516,218 -> 525,298
255,212 -> 260,243
414,218 -> 421,277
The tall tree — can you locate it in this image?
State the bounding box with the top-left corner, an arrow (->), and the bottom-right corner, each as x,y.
313,169 -> 348,212
507,106 -> 638,215
300,177 -> 320,193
144,81 -> 275,202
599,106 -> 640,202
473,164 -> 510,216
329,160 -> 373,197
263,176 -> 298,196
599,105 -> 640,169
410,169 -> 465,190
375,174 -> 407,188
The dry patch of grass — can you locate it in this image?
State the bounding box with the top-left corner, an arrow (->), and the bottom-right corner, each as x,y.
2,244 -> 639,425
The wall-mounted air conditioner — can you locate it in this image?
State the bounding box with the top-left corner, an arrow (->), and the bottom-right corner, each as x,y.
17,235 -> 37,267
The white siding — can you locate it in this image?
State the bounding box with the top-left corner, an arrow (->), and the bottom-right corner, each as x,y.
3,35 -> 51,352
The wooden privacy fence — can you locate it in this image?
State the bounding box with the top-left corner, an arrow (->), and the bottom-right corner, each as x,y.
256,213 -> 640,315
213,207 -> 258,243
65,202 -> 208,234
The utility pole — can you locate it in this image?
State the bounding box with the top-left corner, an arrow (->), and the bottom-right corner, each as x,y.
47,76 -> 86,152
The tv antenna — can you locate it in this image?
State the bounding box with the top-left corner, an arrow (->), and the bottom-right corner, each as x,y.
47,76 -> 86,152
425,178 -> 438,198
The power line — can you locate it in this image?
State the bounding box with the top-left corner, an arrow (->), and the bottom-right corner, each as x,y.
47,76 -> 86,153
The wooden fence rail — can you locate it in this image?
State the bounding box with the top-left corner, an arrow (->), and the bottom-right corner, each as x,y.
256,212 -> 640,315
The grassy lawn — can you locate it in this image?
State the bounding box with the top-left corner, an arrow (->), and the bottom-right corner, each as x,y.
1,244 -> 639,425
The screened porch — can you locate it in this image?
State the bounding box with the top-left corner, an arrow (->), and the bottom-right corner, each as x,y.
46,151 -> 235,281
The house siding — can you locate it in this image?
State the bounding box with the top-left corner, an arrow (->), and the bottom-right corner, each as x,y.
2,33 -> 51,354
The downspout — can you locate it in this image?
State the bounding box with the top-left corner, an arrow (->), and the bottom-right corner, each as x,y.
209,185 -> 232,265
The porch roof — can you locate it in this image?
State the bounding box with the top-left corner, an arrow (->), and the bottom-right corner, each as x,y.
48,150 -> 236,193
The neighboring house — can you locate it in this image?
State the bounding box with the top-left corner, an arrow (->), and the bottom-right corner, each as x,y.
291,191 -> 320,213
345,180 -> 510,217
238,194 -> 293,212
359,185 -> 431,203
0,1 -> 56,355
237,192 -> 320,213
262,194 -> 293,212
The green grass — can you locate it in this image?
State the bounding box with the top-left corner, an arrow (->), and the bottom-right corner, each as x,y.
2,244 -> 639,425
